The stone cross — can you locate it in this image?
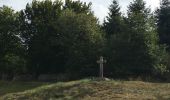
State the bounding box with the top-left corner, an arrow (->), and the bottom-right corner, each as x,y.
97,56 -> 106,78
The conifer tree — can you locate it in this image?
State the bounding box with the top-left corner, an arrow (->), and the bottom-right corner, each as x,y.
103,0 -> 128,77
103,0 -> 123,38
126,0 -> 168,75
156,0 -> 170,50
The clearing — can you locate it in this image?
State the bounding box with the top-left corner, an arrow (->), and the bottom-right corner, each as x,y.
1,79 -> 170,100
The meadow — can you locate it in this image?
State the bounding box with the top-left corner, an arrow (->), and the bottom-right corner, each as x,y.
1,79 -> 170,100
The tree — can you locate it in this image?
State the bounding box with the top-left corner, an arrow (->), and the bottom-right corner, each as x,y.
126,0 -> 168,76
19,0 -> 103,78
63,0 -> 92,14
103,0 -> 129,77
56,9 -> 103,77
156,0 -> 170,78
156,0 -> 170,51
103,0 -> 123,38
0,6 -> 25,79
19,0 -> 63,75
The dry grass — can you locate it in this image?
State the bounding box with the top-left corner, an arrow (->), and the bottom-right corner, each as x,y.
0,81 -> 48,96
1,79 -> 170,100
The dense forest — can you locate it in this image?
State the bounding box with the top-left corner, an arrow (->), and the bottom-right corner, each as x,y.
0,0 -> 170,81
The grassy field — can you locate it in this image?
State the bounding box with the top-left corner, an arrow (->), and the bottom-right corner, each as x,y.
0,81 -> 49,97
1,79 -> 170,100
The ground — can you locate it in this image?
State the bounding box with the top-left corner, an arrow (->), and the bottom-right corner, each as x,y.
0,81 -> 49,97
1,79 -> 170,100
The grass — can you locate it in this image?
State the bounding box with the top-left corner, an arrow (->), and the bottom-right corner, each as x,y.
0,81 -> 49,97
1,79 -> 170,100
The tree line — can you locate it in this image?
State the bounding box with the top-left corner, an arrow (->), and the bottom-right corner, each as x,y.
0,0 -> 170,81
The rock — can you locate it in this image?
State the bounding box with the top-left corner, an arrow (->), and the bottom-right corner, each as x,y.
104,78 -> 111,81
90,77 -> 111,81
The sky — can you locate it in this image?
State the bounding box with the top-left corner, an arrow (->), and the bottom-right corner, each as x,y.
0,0 -> 160,23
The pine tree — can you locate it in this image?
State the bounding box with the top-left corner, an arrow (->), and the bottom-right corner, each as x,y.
64,0 -> 92,14
103,0 -> 123,38
126,0 -> 168,75
156,0 -> 170,50
103,0 -> 129,77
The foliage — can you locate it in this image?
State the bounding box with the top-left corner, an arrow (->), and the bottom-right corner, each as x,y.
102,0 -> 129,77
19,0 -> 63,74
56,9 -> 103,76
156,0 -> 170,50
0,0 -> 170,80
63,0 -> 92,14
0,6 -> 26,78
103,0 -> 168,77
103,0 -> 124,38
18,0 -> 103,77
126,0 -> 168,75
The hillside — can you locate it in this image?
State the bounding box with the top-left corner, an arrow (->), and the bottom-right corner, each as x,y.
1,79 -> 170,100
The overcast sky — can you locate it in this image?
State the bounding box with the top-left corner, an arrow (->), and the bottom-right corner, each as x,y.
0,0 -> 160,23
